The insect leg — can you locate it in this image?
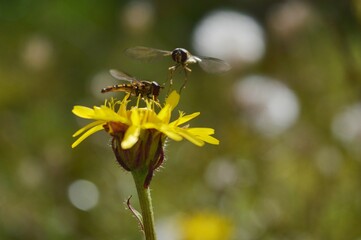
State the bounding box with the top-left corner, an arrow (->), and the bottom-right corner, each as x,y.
166,64 -> 180,94
167,64 -> 178,85
179,65 -> 191,93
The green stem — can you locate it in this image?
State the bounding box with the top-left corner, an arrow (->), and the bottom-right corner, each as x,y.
132,170 -> 157,240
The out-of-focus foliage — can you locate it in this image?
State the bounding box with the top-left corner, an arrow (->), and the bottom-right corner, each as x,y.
1,1 -> 361,239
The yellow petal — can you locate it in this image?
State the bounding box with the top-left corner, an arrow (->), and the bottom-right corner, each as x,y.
145,110 -> 161,124
144,122 -> 183,141
177,129 -> 205,147
130,108 -> 140,125
121,125 -> 140,149
160,126 -> 183,141
73,105 -> 129,123
165,90 -> 180,110
72,106 -> 95,119
71,124 -> 104,148
94,106 -> 128,122
118,95 -> 130,116
187,128 -> 215,135
157,105 -> 172,123
157,91 -> 179,123
171,112 -> 200,126
188,128 -> 219,145
195,134 -> 219,145
72,120 -> 104,137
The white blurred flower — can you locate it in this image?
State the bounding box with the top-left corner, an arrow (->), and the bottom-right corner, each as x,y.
193,10 -> 265,64
233,75 -> 300,136
332,103 -> 361,143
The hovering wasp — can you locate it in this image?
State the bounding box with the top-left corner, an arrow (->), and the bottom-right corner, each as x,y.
125,46 -> 231,90
101,69 -> 162,101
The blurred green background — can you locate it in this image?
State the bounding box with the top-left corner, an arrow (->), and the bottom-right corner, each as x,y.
1,1 -> 361,239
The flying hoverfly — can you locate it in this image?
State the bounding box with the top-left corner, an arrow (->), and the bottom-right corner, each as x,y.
101,69 -> 162,101
125,46 -> 231,90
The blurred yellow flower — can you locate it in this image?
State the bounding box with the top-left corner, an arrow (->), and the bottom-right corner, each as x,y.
181,212 -> 234,240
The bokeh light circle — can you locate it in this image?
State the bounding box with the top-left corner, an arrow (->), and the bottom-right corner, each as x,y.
332,103 -> 361,143
267,0 -> 312,39
68,179 -> 99,211
122,1 -> 154,33
192,10 -> 265,64
233,75 -> 300,136
204,158 -> 238,190
22,35 -> 53,71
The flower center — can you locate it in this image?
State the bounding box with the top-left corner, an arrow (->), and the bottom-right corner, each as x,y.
104,121 -> 129,135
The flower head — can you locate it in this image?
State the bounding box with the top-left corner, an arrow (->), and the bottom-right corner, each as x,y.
72,91 -> 219,187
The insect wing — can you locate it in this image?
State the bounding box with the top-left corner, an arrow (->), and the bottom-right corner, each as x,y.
125,46 -> 172,60
109,69 -> 136,83
197,57 -> 231,73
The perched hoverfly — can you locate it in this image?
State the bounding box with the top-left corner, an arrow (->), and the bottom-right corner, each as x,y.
101,69 -> 162,101
125,46 -> 231,90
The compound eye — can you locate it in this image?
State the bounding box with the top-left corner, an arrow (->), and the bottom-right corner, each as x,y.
171,48 -> 188,63
152,84 -> 161,96
171,49 -> 180,63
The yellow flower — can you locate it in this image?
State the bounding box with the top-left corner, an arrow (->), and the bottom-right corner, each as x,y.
181,212 -> 233,240
72,91 -> 219,187
72,91 -> 219,148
